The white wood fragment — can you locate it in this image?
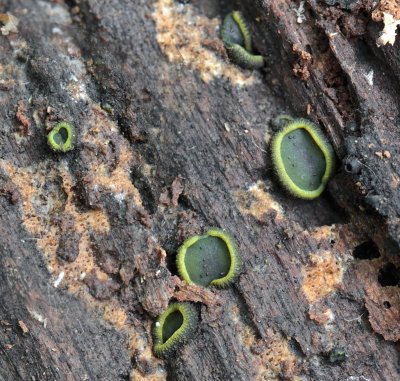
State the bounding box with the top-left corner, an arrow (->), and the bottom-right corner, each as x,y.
377,12 -> 400,47
364,69 -> 374,86
53,271 -> 65,288
0,13 -> 19,35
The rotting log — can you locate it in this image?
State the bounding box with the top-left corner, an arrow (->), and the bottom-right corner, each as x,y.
0,0 -> 399,380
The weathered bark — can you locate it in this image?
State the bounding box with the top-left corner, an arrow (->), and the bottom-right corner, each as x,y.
0,0 -> 399,380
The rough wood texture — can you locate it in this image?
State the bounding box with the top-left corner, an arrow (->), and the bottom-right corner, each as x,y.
0,0 -> 399,380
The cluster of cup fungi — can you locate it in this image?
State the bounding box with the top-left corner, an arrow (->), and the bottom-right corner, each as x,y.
45,9 -> 335,360
154,228 -> 241,358
152,11 -> 335,359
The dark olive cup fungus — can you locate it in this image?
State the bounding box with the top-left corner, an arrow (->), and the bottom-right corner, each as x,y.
220,11 -> 264,69
176,228 -> 241,287
271,114 -> 294,131
153,302 -> 198,358
271,118 -> 335,200
47,122 -> 76,152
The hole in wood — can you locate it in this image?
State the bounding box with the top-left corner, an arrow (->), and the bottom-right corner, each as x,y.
378,263 -> 400,287
353,241 -> 380,260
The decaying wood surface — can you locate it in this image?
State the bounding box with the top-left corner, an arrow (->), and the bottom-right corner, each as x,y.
0,0 -> 399,380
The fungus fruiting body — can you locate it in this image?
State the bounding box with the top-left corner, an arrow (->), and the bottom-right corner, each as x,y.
328,347 -> 347,364
153,302 -> 198,358
220,11 -> 264,69
271,118 -> 335,199
47,122 -> 76,152
271,114 -> 294,131
177,228 -> 241,287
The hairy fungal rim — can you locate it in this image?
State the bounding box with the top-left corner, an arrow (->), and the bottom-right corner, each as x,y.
176,228 -> 241,288
231,10 -> 252,52
220,10 -> 264,69
226,44 -> 264,69
271,119 -> 335,200
47,122 -> 76,152
153,302 -> 198,358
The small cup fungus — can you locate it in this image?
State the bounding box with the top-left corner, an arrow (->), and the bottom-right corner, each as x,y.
153,302 -> 198,358
220,11 -> 264,69
176,228 -> 241,288
47,122 -> 76,152
271,118 -> 335,199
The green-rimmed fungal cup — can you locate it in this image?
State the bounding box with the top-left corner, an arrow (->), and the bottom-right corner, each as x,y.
177,228 -> 241,288
271,118 -> 335,200
220,11 -> 264,69
221,11 -> 252,52
153,302 -> 198,358
47,122 -> 76,152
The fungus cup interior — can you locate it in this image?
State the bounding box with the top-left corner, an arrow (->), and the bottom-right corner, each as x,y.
52,126 -> 69,146
220,11 -> 263,69
48,122 -> 75,152
162,309 -> 184,343
221,13 -> 245,47
184,235 -> 231,286
280,128 -> 326,191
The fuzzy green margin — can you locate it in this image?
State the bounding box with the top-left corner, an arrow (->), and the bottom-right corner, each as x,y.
47,122 -> 76,152
220,11 -> 264,69
225,44 -> 264,69
176,228 -> 241,288
153,302 -> 198,358
271,118 -> 335,200
231,10 -> 252,52
220,10 -> 251,51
